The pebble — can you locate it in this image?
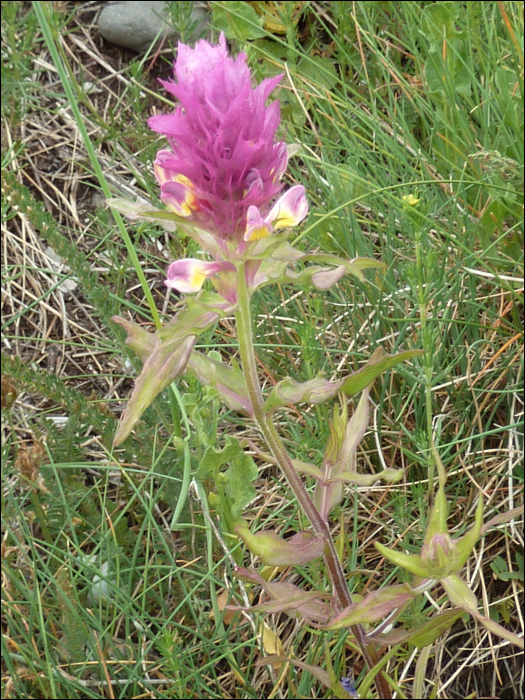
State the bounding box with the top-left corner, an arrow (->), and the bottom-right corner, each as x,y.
98,1 -> 209,53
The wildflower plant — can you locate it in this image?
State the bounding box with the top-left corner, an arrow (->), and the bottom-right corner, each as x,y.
108,34 -> 523,698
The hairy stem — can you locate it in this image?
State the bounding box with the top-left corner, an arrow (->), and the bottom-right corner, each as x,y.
234,262 -> 390,699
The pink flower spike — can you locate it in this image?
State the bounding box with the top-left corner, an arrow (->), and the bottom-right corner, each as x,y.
267,185 -> 309,230
148,33 -> 287,240
165,259 -> 223,293
244,206 -> 274,242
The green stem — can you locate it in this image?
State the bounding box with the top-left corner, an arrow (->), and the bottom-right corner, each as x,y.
234,262 -> 390,699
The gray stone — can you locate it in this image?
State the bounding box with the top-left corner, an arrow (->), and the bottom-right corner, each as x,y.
98,1 -> 209,53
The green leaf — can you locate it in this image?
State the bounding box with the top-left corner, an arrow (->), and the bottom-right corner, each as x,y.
458,601 -> 525,650
113,334 -> 195,445
297,56 -> 338,90
196,437 -> 241,480
264,347 -> 423,412
196,437 -> 258,523
375,542 -> 430,578
421,2 -> 463,50
373,609 -> 463,648
339,348 -> 424,396
292,459 -> 324,480
314,388 -> 370,520
187,351 -> 252,415
236,526 -> 325,565
331,468 -> 403,486
224,447 -> 259,520
255,657 -> 333,692
211,1 -> 266,41
409,609 -> 464,648
489,555 -> 523,582
324,584 -> 414,630
113,298 -> 228,445
441,574 -> 478,610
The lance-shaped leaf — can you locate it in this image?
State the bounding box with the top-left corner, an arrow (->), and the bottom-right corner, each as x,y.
441,574 -> 478,610
480,504 -> 524,537
233,586 -> 333,622
282,255 -> 386,287
157,293 -> 232,341
107,197 -> 180,231
232,568 -> 333,624
329,469 -> 403,486
235,526 -> 325,566
282,264 -> 350,290
455,495 -> 484,568
235,588 -> 326,616
112,316 -> 155,362
107,198 -> 225,257
113,332 -> 195,445
369,609 -> 464,648
187,352 -> 252,415
463,604 -> 525,650
253,584 -> 333,624
292,459 -> 324,480
323,584 -> 415,630
113,297 -> 227,445
301,253 -> 387,282
375,542 -> 431,578
294,457 -> 401,487
264,347 -> 424,412
255,657 -> 333,692
314,389 -> 370,521
250,253 -> 385,293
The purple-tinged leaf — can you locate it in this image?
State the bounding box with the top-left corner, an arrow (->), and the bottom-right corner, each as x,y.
235,526 -> 325,565
187,352 -> 252,415
315,389 -> 370,521
301,254 -> 386,281
264,348 -> 423,412
229,585 -> 332,623
465,606 -> 524,649
262,584 -> 333,624
113,334 -> 195,445
324,584 -> 415,630
112,317 -> 155,362
232,567 -> 334,624
311,264 -> 347,289
369,609 -> 464,648
113,296 -> 231,445
255,657 -> 333,690
480,504 -> 524,537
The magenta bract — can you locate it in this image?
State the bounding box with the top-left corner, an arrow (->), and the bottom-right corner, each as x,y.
148,33 -> 288,241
